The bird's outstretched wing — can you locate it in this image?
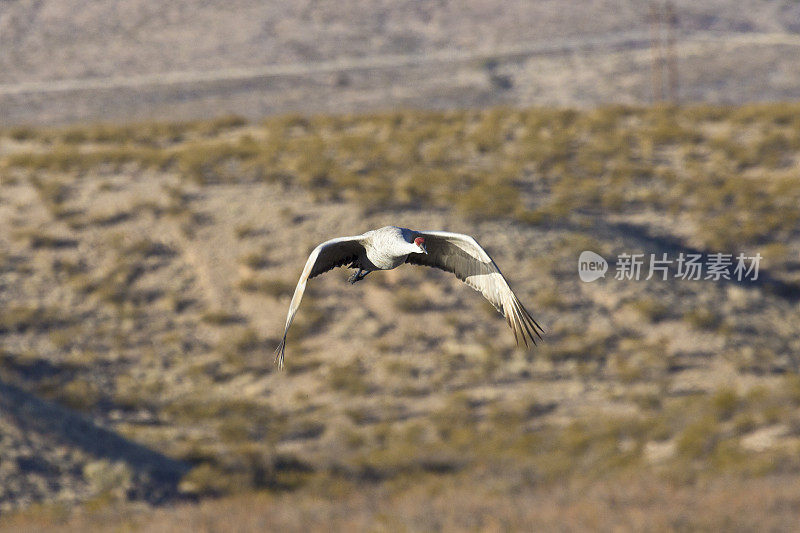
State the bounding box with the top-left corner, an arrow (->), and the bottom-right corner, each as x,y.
405,231 -> 543,346
275,235 -> 366,369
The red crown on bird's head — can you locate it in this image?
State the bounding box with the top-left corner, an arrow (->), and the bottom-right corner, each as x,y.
414,237 -> 425,246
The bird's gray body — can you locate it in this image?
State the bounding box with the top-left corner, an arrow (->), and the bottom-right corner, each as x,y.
274,225 -> 543,369
360,226 -> 420,270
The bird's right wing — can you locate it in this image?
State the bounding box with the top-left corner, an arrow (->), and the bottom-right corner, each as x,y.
274,235 -> 366,369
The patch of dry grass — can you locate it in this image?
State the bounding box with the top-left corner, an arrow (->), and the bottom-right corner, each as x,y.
7,472 -> 800,532
6,104 -> 799,254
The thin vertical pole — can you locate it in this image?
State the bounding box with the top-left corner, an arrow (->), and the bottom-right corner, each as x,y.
666,0 -> 679,103
649,1 -> 664,103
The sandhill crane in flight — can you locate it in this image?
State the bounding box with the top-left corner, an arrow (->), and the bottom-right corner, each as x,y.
275,226 -> 543,368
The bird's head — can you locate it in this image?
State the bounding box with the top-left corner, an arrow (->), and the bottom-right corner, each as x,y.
414,237 -> 428,254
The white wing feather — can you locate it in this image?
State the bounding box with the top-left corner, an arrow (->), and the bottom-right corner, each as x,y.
275,235 -> 365,369
406,231 -> 543,346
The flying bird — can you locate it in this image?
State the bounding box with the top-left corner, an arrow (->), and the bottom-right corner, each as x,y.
275,226 -> 543,368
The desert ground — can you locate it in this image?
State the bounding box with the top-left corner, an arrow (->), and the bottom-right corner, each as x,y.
0,103 -> 799,529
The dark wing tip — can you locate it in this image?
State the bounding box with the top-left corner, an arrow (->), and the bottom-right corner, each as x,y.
507,298 -> 544,348
274,338 -> 286,370
520,300 -> 545,340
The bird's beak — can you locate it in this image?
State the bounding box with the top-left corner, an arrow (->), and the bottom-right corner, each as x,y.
420,244 -> 428,254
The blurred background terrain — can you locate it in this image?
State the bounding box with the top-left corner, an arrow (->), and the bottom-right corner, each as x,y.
1,1 -> 800,530
2,0 -> 800,124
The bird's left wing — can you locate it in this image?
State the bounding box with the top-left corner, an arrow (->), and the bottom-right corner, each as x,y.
275,235 -> 366,369
405,231 -> 543,346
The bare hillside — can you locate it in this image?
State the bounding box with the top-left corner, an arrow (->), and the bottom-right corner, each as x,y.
6,0 -> 796,83
2,1 -> 800,124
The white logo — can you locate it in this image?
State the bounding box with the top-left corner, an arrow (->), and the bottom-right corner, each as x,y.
579,251 -> 608,282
